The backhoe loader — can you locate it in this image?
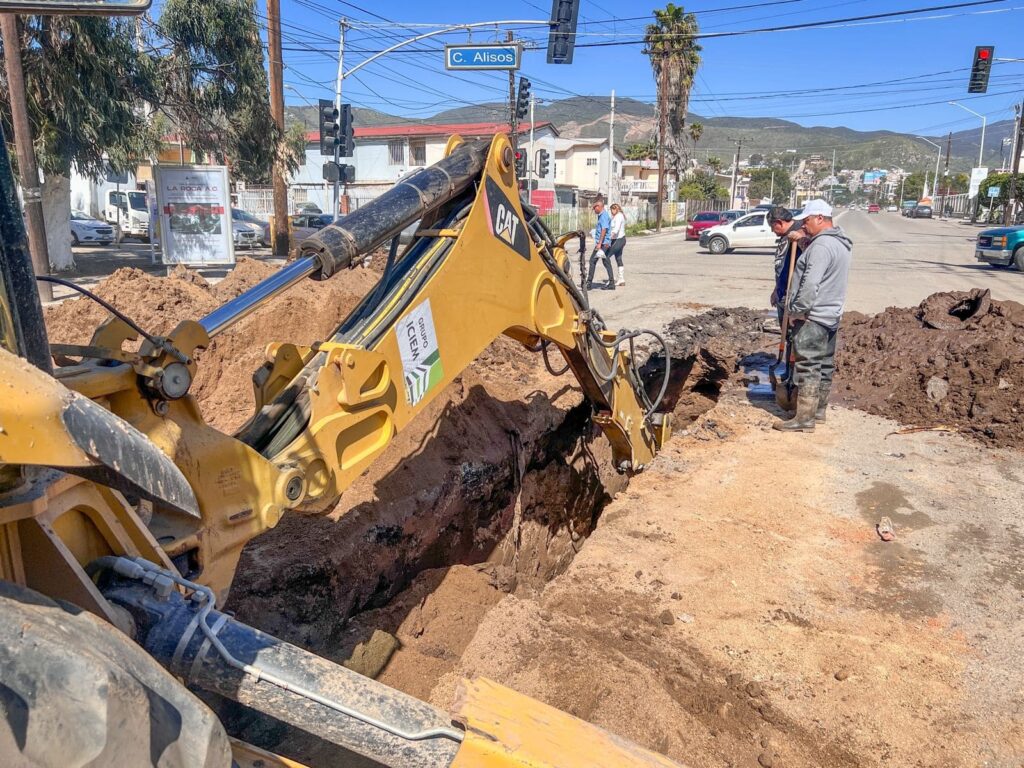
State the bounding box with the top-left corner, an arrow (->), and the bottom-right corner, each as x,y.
0,12 -> 678,768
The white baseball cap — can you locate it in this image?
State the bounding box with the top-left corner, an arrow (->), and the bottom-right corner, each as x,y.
793,199 -> 832,219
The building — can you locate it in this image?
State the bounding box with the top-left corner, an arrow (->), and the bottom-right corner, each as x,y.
548,137 -> 623,204
291,121 -> 559,213
620,159 -> 660,203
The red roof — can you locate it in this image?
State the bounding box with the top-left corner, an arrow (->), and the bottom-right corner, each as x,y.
303,121 -> 554,143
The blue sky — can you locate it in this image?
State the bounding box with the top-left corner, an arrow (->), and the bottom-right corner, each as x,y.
273,0 -> 1024,136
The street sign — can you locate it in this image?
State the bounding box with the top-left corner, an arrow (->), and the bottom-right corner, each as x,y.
445,44 -> 520,71
988,186 -> 1000,198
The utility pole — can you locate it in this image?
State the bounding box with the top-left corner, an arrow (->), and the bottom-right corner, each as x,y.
608,89 -> 615,204
1005,102 -> 1023,225
729,138 -> 742,209
334,19 -> 346,215
656,62 -> 666,232
1,15 -> 52,302
266,0 -> 289,256
507,31 -> 517,152
830,149 -> 836,204
529,92 -> 535,204
941,131 -> 952,217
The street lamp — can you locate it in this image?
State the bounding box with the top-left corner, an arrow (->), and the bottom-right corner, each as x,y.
948,101 -> 986,167
915,136 -> 942,204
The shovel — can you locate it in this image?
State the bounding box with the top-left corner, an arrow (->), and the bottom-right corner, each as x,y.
769,240 -> 799,410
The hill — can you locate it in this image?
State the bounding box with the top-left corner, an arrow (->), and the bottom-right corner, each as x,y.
285,96 -> 1009,173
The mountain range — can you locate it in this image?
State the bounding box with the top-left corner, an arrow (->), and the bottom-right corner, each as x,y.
286,97 -> 1016,173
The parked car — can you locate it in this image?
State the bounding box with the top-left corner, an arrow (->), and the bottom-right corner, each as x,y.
868,204 -> 880,214
231,208 -> 269,246
69,209 -> 115,246
720,209 -> 746,223
290,212 -> 334,243
910,205 -> 933,219
231,220 -> 259,249
901,201 -> 918,217
685,211 -> 725,240
974,226 -> 1024,270
887,204 -> 899,212
699,211 -> 775,254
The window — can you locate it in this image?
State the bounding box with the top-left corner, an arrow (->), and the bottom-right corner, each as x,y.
696,212 -> 720,222
388,140 -> 404,165
737,214 -> 765,227
553,163 -> 558,178
586,157 -> 598,167
613,161 -> 619,173
409,139 -> 426,166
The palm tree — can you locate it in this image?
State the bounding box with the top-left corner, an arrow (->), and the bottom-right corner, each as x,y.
644,4 -> 701,228
689,121 -> 703,149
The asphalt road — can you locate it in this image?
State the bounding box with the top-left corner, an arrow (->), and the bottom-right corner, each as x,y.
586,210 -> 1022,331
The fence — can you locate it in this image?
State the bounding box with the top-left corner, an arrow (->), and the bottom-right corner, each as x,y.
540,200 -> 720,237
234,186 -> 311,219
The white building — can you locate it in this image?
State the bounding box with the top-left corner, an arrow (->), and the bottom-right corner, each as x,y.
290,121 -> 559,213
550,137 -> 624,203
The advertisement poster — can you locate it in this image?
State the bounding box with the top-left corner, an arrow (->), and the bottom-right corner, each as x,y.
968,167 -> 989,199
154,165 -> 234,266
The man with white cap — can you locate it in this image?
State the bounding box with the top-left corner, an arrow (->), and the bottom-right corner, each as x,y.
774,199 -> 852,432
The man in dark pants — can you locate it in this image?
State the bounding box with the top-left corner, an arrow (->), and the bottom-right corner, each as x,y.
774,199 -> 852,432
586,199 -> 616,290
767,206 -> 805,327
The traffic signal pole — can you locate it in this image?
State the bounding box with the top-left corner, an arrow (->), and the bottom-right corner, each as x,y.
334,19 -> 346,216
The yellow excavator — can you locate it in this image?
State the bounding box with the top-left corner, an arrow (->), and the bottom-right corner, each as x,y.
0,5 -> 678,767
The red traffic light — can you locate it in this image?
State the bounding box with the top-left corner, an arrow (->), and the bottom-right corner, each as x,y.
978,48 -> 990,60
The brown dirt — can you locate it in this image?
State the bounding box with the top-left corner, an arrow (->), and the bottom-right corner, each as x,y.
44,258 -> 379,432
836,289 -> 1024,447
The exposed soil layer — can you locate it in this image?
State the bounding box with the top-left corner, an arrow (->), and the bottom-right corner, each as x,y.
836,288 -> 1024,447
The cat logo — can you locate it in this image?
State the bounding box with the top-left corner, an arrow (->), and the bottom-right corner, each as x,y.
483,177 -> 531,261
494,202 -> 519,246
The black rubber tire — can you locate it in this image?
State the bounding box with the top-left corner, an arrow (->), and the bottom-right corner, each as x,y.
1014,246 -> 1024,272
708,236 -> 728,255
71,232 -> 80,246
99,241 -> 112,247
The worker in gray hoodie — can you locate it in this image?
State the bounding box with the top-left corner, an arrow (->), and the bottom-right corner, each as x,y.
774,199 -> 852,432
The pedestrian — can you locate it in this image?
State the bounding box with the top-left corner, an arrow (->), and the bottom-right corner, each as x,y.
773,199 -> 852,433
607,202 -> 627,286
766,206 -> 805,327
586,198 -> 616,290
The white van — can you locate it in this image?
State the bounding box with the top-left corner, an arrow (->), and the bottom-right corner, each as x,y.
699,210 -> 776,254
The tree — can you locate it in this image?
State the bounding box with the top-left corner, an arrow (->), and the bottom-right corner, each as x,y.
977,172 -> 1022,208
747,168 -> 792,203
678,170 -> 727,201
644,5 -> 701,181
1,16 -> 161,269
688,121 -> 703,148
748,152 -> 764,167
706,155 -> 723,173
625,141 -> 656,160
901,172 -> 926,201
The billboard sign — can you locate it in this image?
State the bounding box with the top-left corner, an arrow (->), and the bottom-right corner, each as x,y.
968,167 -> 989,198
154,165 -> 234,266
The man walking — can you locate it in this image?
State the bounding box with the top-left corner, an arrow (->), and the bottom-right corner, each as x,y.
586,199 -> 616,290
774,199 -> 852,433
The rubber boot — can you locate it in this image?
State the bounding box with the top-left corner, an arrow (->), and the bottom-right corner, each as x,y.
773,383 -> 819,432
617,266 -> 625,286
816,384 -> 831,423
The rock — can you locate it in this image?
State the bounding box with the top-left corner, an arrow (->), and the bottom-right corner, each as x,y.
716,702 -> 732,719
746,681 -> 764,698
925,376 -> 950,403
671,591 -> 683,600
342,629 -> 399,678
757,751 -> 774,767
660,609 -> 676,626
834,668 -> 850,681
726,672 -> 743,687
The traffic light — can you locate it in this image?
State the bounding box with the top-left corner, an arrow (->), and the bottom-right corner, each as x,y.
514,149 -> 526,178
547,0 -> 580,65
323,162 -> 355,184
338,103 -> 354,157
515,78 -> 531,121
968,46 -> 994,93
536,148 -> 550,178
319,99 -> 339,156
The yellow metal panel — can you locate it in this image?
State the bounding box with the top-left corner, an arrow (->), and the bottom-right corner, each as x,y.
451,678 -> 684,768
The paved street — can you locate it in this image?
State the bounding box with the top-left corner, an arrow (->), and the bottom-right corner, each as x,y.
587,210 -> 1021,331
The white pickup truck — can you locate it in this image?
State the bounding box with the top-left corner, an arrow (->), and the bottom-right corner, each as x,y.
699,210 -> 776,254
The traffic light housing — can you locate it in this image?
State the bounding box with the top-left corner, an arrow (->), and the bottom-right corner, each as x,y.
319,99 -> 339,156
338,103 -> 354,156
536,148 -> 550,178
968,46 -> 994,94
547,0 -> 580,65
323,162 -> 355,184
515,78 -> 531,121
514,149 -> 526,178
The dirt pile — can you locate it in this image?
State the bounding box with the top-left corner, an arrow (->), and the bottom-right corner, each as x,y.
836,288 -> 1024,447
44,259 -> 378,432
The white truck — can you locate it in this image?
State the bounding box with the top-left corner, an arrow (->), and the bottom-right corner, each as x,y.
69,169 -> 152,241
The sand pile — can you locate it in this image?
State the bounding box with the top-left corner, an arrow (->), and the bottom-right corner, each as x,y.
836,288 -> 1024,447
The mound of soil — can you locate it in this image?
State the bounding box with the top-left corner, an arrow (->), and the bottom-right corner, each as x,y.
836,289 -> 1024,447
44,259 -> 378,432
